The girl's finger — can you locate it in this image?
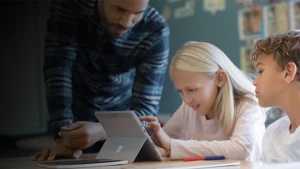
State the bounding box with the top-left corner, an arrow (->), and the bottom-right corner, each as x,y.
139,116 -> 158,122
148,121 -> 161,128
144,125 -> 152,130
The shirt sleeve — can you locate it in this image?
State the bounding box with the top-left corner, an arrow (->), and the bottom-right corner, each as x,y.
43,0 -> 78,139
131,23 -> 170,117
170,102 -> 266,161
163,103 -> 186,139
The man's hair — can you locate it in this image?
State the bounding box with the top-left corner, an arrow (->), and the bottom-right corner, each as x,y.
252,30 -> 300,75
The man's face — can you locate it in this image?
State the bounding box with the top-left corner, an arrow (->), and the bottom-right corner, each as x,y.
253,54 -> 286,107
98,0 -> 149,38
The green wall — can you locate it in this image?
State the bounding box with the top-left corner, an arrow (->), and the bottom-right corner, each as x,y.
150,0 -> 270,115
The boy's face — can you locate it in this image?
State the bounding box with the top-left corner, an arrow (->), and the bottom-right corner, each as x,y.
253,54 -> 286,107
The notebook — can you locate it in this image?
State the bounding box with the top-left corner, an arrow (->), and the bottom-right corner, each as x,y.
36,158 -> 128,168
257,162 -> 300,169
95,111 -> 163,163
156,161 -> 240,169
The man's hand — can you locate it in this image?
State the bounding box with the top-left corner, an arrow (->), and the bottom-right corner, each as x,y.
33,139 -> 82,161
59,121 -> 107,150
139,116 -> 171,152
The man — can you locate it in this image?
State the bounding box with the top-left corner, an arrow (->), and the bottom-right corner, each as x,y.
34,0 -> 169,161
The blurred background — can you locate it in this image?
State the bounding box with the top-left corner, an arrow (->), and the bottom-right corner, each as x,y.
1,0 -> 295,158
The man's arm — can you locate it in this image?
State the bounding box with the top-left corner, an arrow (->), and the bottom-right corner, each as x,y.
43,0 -> 78,139
132,24 -> 170,117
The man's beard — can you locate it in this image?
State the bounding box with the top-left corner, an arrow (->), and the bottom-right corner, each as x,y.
98,1 -> 128,38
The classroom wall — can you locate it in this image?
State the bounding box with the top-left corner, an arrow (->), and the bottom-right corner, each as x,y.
0,0 -> 285,137
149,0 -> 271,115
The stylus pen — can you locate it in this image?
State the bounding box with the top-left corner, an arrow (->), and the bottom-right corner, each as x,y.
183,155 -> 225,162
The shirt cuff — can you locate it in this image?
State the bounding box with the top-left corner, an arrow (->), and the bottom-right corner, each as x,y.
170,138 -> 184,160
51,120 -> 73,140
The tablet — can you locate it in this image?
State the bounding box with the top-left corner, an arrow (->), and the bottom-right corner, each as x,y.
36,159 -> 128,169
95,111 -> 163,163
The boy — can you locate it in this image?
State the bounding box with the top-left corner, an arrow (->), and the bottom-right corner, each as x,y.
252,30 -> 300,162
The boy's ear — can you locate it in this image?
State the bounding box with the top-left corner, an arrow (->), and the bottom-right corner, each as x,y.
216,70 -> 227,87
284,62 -> 297,83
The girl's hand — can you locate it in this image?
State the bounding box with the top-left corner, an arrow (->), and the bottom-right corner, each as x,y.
156,146 -> 169,157
139,116 -> 171,152
139,116 -> 162,134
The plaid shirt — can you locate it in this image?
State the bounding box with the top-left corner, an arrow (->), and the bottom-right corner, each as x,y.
44,0 -> 170,139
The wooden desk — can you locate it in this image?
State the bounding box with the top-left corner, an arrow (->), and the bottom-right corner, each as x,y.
0,154 -> 263,169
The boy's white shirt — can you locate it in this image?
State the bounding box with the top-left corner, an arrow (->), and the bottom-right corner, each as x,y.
162,101 -> 266,161
262,115 -> 300,163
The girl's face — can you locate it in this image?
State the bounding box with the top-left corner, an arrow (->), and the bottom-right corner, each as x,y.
172,68 -> 220,118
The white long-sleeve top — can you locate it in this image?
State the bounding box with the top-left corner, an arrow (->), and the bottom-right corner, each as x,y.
163,101 -> 265,161
262,115 -> 300,162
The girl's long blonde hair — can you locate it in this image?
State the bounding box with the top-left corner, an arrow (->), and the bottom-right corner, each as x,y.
170,42 -> 257,136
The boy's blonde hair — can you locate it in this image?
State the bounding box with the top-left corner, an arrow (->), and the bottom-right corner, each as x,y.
252,30 -> 300,79
170,42 -> 257,136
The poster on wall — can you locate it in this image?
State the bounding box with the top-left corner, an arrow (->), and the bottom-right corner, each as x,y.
161,0 -> 195,21
238,6 -> 263,41
264,5 -> 276,36
240,45 -> 256,74
162,6 -> 172,21
167,0 -> 183,3
290,0 -> 300,30
275,2 -> 289,34
203,0 -> 226,15
263,2 -> 289,37
294,1 -> 300,29
236,0 -> 253,4
173,0 -> 196,20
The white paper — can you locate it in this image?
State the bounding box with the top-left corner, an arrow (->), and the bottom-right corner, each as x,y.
156,161 -> 240,169
257,162 -> 300,169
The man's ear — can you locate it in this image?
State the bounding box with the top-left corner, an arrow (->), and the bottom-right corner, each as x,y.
215,70 -> 227,87
284,62 -> 297,83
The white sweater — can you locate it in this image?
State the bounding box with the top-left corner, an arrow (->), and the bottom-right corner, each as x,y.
163,102 -> 266,161
262,115 -> 300,162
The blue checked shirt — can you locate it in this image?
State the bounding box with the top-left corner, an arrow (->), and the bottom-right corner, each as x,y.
44,0 -> 170,139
